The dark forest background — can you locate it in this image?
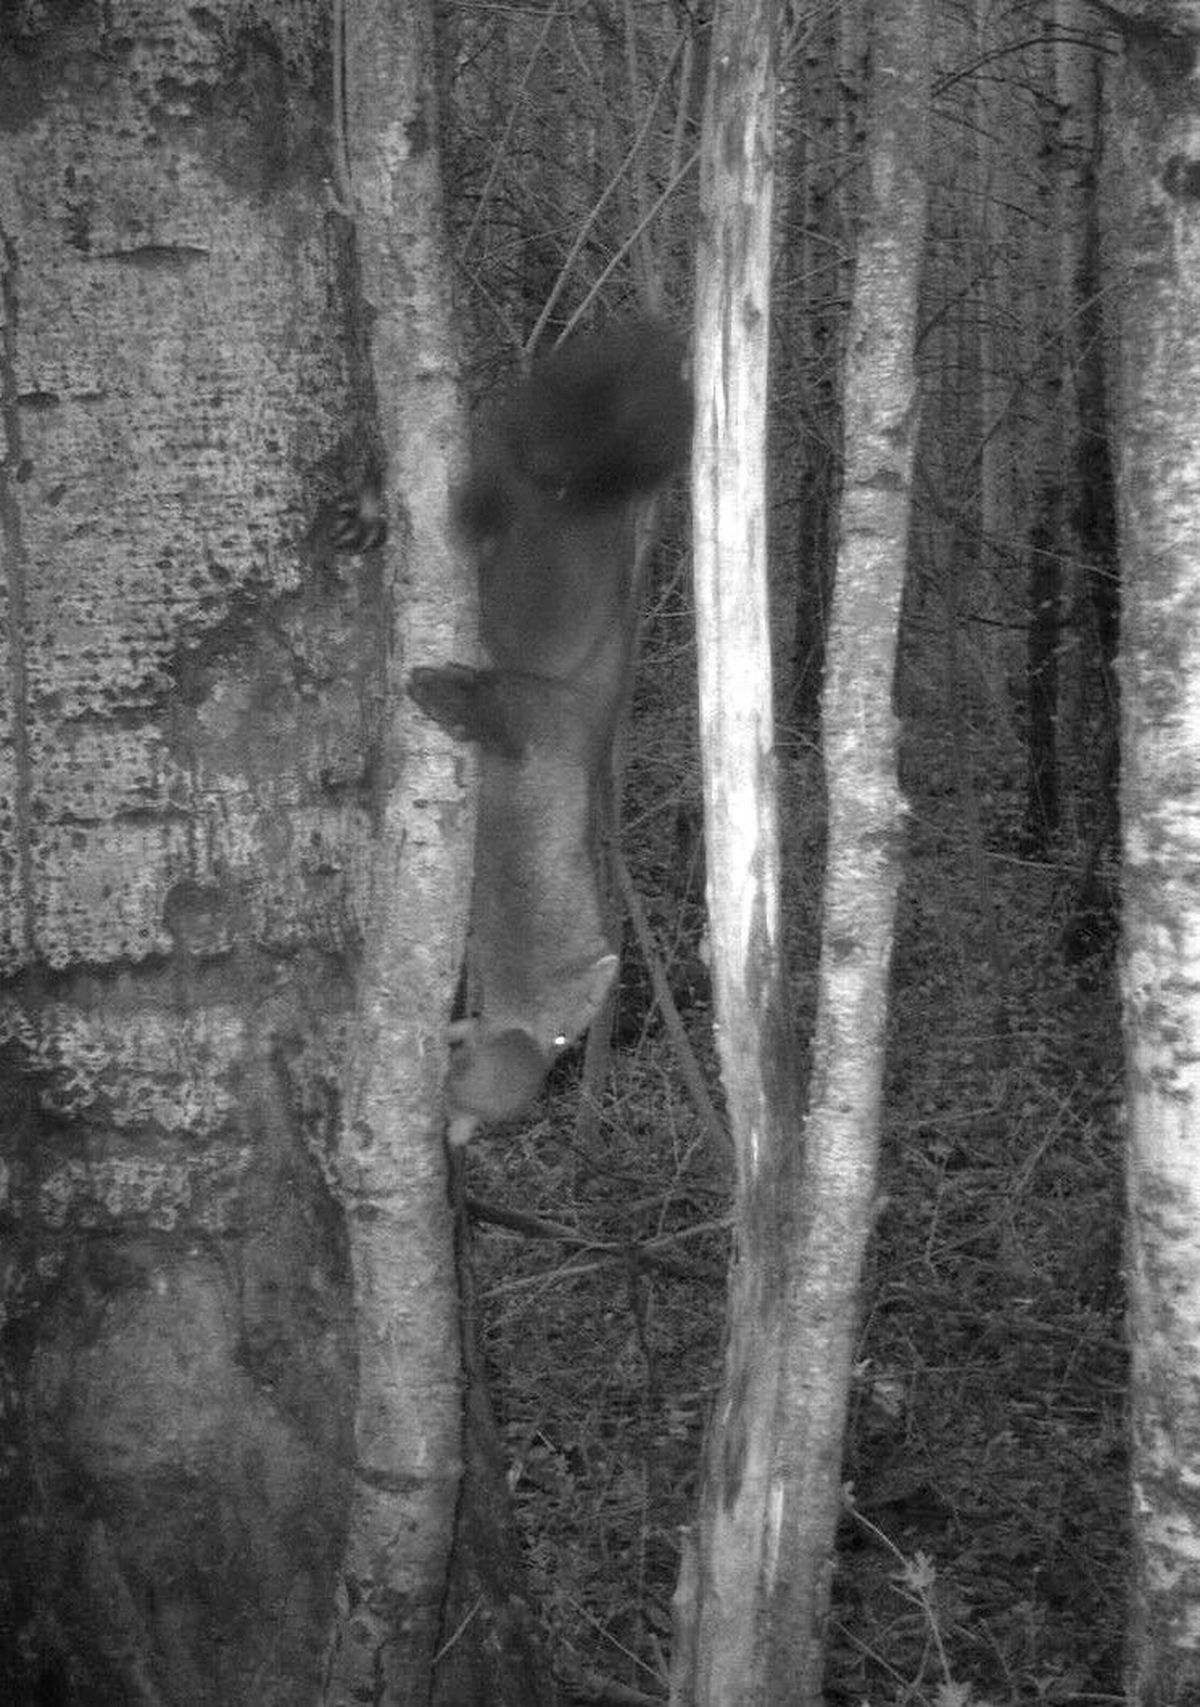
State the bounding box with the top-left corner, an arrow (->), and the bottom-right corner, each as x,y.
445,1 -> 1124,1698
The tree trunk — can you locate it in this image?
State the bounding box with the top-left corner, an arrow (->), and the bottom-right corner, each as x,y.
673,3 -> 928,1701
775,1 -> 928,1695
1106,4 -> 1200,1696
669,0 -> 789,1698
321,3 -> 475,1701
0,4 -> 469,1702
1025,523 -> 1061,850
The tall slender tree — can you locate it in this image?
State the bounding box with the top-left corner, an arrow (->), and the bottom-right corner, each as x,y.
1105,2 -> 1200,1695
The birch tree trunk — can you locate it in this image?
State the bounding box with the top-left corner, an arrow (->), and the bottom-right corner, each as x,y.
777,0 -> 928,1695
1106,4 -> 1200,1695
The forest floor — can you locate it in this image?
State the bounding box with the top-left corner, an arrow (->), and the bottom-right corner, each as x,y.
463,714 -> 1126,1706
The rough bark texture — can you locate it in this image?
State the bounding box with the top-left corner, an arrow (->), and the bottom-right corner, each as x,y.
0,3 -> 461,1701
1107,4 -> 1200,1696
